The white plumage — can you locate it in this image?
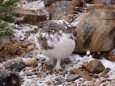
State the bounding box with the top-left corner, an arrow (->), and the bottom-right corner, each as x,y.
35,20 -> 77,70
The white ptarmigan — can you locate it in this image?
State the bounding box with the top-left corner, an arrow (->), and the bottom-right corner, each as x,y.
35,20 -> 77,70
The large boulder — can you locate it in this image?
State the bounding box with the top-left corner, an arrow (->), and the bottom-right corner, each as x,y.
74,5 -> 115,52
94,0 -> 115,5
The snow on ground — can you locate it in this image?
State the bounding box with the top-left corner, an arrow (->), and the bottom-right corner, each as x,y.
18,54 -> 115,86
17,0 -> 44,11
101,59 -> 115,79
13,24 -> 39,41
0,23 -> 115,85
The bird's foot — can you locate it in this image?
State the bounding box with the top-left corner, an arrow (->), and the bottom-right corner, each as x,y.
53,65 -> 63,73
54,65 -> 63,71
53,59 -> 63,72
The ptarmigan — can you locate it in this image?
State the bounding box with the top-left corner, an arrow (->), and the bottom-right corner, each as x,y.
35,20 -> 77,70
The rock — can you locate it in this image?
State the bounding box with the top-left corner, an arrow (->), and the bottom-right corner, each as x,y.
48,0 -> 85,22
100,68 -> 110,78
7,63 -> 26,72
26,71 -> 33,76
13,9 -> 47,25
44,0 -> 61,6
85,59 -> 105,73
55,77 -> 66,85
70,67 -> 94,80
85,0 -> 94,3
22,58 -> 38,67
14,56 -> 22,58
107,49 -> 115,62
94,0 -> 115,5
0,72 -> 21,86
92,52 -> 108,59
74,5 -> 115,52
66,74 -> 80,82
63,82 -> 78,86
69,83 -> 79,86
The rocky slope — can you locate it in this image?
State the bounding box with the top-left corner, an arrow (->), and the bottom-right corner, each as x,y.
0,0 -> 115,86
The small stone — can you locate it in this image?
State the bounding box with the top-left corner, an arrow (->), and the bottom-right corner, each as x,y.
7,63 -> 26,72
56,77 -> 67,84
44,0 -> 61,6
54,81 -> 61,85
63,82 -> 78,86
14,9 -> 47,25
27,44 -> 35,51
66,74 -> 80,82
26,72 -> 33,76
69,83 -> 78,86
107,49 -> 115,62
85,59 -> 105,73
15,56 -> 22,58
22,58 -> 38,67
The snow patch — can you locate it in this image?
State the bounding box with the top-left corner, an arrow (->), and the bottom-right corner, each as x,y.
18,0 -> 44,11
101,59 -> 115,79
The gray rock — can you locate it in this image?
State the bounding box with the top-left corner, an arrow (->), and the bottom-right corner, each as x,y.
85,59 -> 105,73
56,77 -> 67,84
66,74 -> 80,82
7,63 -> 26,72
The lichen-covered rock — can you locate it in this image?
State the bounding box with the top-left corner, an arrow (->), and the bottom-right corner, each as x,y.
74,5 -> 115,52
85,59 -> 105,73
48,0 -> 85,22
